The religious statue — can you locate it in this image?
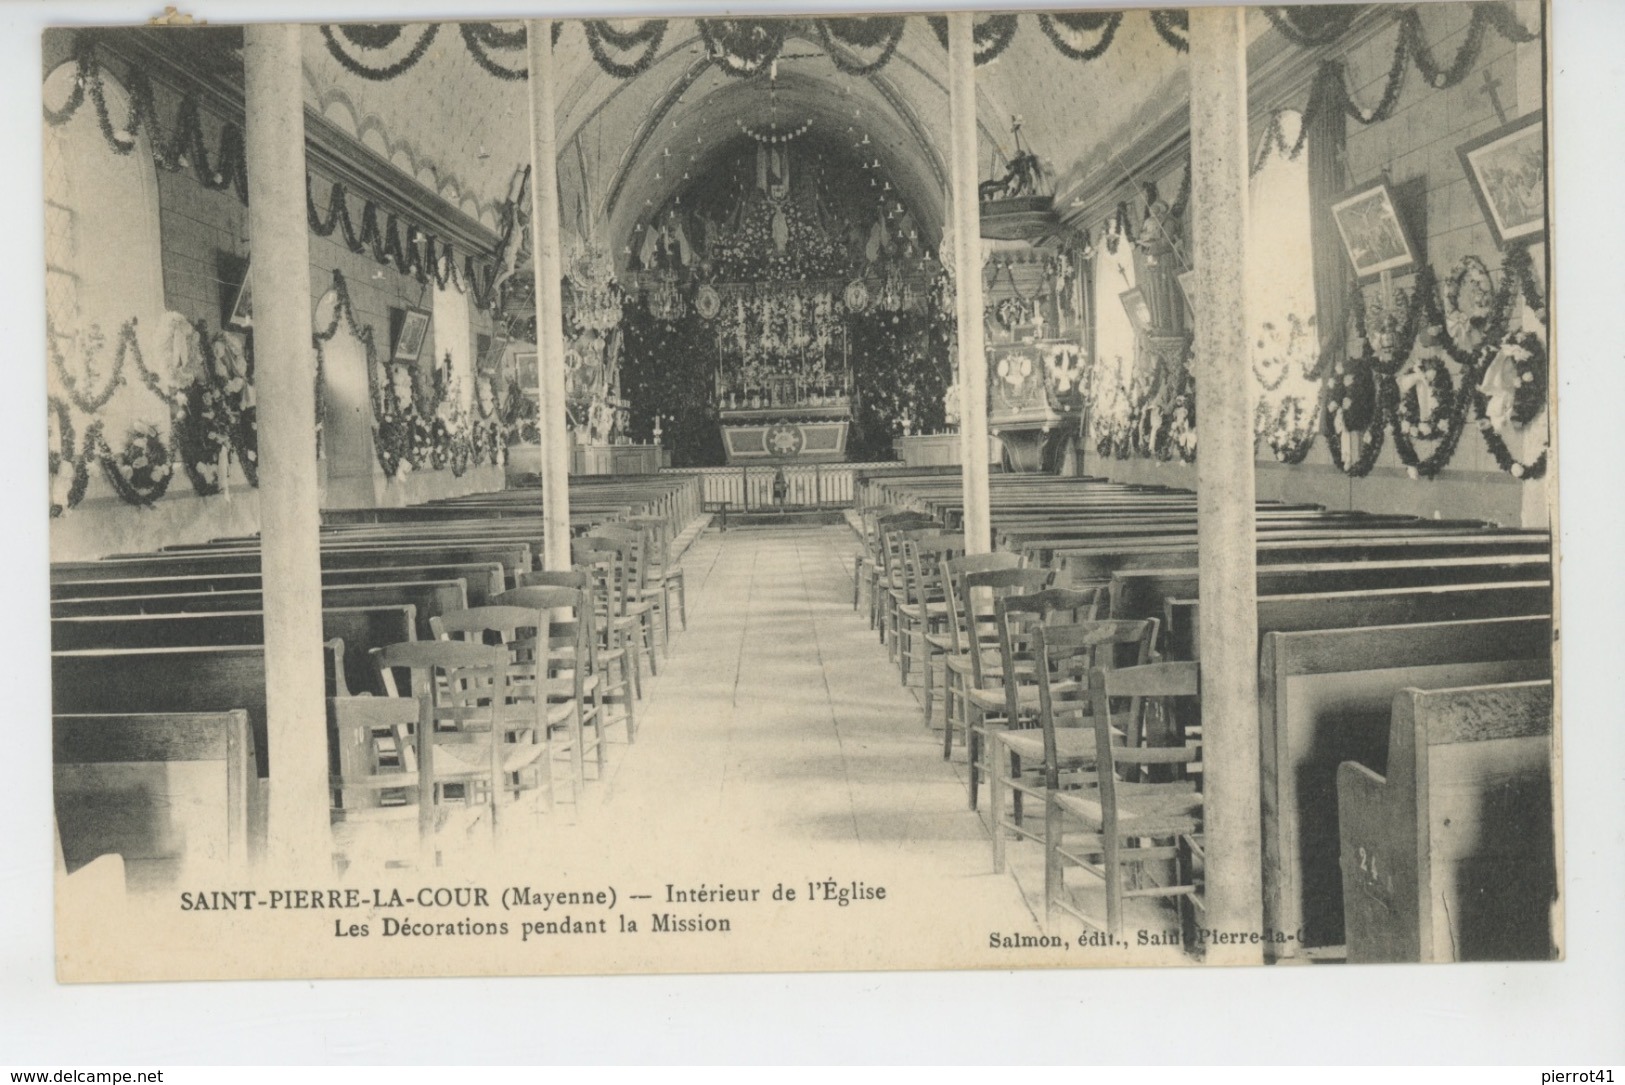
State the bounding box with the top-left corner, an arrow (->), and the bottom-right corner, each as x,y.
1133,198 -> 1187,337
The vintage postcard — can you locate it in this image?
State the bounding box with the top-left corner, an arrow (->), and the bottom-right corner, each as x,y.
43,3 -> 1558,984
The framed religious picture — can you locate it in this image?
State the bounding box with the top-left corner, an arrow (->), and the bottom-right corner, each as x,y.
1330,177 -> 1418,279
1458,111 -> 1547,247
226,260 -> 253,329
391,305 -> 431,363
1119,286 -> 1152,337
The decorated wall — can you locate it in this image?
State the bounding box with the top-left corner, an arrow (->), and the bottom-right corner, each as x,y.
1059,3 -> 1549,529
43,28 -> 516,560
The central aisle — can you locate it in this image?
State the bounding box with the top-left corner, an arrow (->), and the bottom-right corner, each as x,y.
588,524 -> 1019,869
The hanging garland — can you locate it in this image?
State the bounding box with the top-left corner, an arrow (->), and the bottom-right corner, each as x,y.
44,35 -> 249,202
1148,10 -> 1190,53
461,22 -> 529,81
1036,13 -> 1122,63
1473,330 -> 1549,479
928,14 -> 1020,65
47,397 -> 91,518
47,318 -> 137,415
98,423 -> 176,507
320,24 -> 441,82
816,18 -> 905,76
306,176 -> 500,311
1300,4 -> 1539,134
1261,6 -> 1361,47
583,20 -> 666,80
698,19 -> 785,78
1258,390 -> 1320,465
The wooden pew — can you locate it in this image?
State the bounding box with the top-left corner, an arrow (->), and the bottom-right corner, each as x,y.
51,580 -> 465,640
53,542 -> 532,585
49,563 -> 505,606
1109,556 -> 1552,624
51,605 -> 416,697
52,640 -> 345,779
54,710 -> 255,889
1166,581 -> 1552,660
1337,680 -> 1556,963
1257,617 -> 1552,959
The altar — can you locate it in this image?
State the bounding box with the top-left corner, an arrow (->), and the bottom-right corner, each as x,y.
719,404 -> 850,464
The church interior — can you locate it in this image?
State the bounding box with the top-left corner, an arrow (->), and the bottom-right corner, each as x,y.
44,6 -> 1557,974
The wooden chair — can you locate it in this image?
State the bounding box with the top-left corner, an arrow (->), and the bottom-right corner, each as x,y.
898,532 -> 965,719
955,565 -> 1054,809
986,597 -> 1154,874
1046,660 -> 1204,935
430,602 -> 603,801
519,569 -> 637,741
627,513 -> 687,639
586,527 -> 662,677
936,552 -> 1024,740
573,536 -> 649,693
852,503 -> 900,610
888,526 -> 947,677
871,512 -> 937,638
374,639 -> 552,850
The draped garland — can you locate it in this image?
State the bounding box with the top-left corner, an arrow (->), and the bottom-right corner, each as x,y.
46,314 -> 253,511
1321,249 -> 1548,480
311,269 -> 503,479
44,36 -> 504,310
44,32 -> 248,201
583,20 -> 667,80
816,18 -> 906,76
1286,4 -> 1539,135
305,176 -> 501,310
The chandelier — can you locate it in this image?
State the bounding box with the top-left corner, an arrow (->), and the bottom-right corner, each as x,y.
566,238 -> 623,332
647,274 -> 686,322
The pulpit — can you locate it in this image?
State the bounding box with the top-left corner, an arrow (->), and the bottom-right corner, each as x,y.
987,340 -> 1085,472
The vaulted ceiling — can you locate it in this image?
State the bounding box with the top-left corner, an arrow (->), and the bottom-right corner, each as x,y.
298,14 -> 1207,258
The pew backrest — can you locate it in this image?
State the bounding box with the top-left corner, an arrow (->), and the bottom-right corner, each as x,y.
1337,680 -> 1556,963
54,710 -> 253,883
1257,616 -> 1552,958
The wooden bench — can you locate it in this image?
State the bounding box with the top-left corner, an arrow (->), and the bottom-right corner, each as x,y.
49,562 -> 505,606
1257,617 -> 1553,958
1337,680 -> 1557,963
51,605 -> 416,697
1165,581 -> 1552,660
51,580 -> 465,640
54,542 -> 532,585
54,710 -> 254,888
52,640 -> 345,778
1109,556 -> 1552,623
1056,533 -> 1551,582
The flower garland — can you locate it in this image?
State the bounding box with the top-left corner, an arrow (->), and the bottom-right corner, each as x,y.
1299,4 -> 1539,134
1258,391 -> 1319,464
306,176 -> 500,311
583,20 -> 666,81
47,397 -> 91,518
1148,10 -> 1190,53
1261,6 -> 1361,47
320,24 -> 442,82
928,14 -> 1020,65
460,23 -> 529,82
47,317 -> 137,415
816,18 -> 905,76
1473,330 -> 1548,479
44,36 -> 249,200
698,19 -> 784,78
197,328 -> 258,488
1037,13 -> 1123,63
99,423 -> 175,506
